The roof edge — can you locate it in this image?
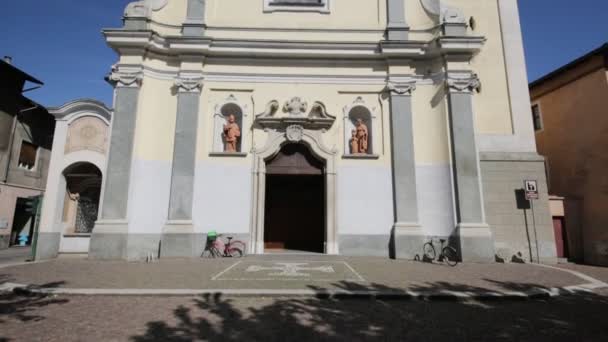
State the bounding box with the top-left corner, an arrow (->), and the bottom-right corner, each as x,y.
529,43 -> 608,89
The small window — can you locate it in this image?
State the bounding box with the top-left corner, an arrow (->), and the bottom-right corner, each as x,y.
18,141 -> 38,170
531,104 -> 543,131
270,0 -> 324,5
264,0 -> 329,13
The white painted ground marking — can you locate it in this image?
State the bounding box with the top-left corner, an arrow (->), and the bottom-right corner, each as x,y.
343,261 -> 366,282
246,263 -> 335,277
0,259 -> 52,270
211,261 -> 243,281
530,263 -> 608,289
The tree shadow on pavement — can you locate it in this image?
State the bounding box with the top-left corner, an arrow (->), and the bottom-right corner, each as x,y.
0,281 -> 69,325
131,281 -> 608,342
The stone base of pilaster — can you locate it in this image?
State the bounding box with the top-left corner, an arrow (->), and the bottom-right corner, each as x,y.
160,221 -> 205,258
34,232 -> 61,260
458,223 -> 496,263
182,20 -> 205,36
89,220 -> 129,260
387,26 -> 409,41
391,222 -> 425,260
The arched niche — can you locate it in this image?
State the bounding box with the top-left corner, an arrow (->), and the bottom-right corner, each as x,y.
343,97 -> 377,157
212,95 -> 248,154
60,162 -> 102,235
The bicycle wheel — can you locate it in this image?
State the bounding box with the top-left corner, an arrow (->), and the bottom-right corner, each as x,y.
230,241 -> 247,254
202,248 -> 213,258
211,247 -> 223,258
227,247 -> 243,258
442,246 -> 459,267
423,242 -> 436,261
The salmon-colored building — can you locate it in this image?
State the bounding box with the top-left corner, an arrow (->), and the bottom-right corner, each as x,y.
530,43 -> 608,266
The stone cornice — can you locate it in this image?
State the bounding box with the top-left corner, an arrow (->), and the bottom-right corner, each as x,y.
48,99 -> 113,121
103,29 -> 485,61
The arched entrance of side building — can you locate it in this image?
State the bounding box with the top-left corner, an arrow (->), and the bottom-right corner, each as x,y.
60,162 -> 102,236
264,143 -> 326,253
35,100 -> 111,259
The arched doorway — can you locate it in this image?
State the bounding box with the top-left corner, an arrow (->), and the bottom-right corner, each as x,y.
264,143 -> 326,253
61,162 -> 102,234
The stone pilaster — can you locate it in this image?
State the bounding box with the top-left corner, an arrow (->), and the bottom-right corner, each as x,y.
161,74 -> 203,258
90,66 -> 143,259
386,0 -> 409,40
387,78 -> 424,259
183,0 -> 206,36
446,70 -> 495,262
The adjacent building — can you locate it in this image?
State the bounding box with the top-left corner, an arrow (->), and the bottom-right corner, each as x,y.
530,43 -> 608,266
0,58 -> 54,249
36,0 -> 557,263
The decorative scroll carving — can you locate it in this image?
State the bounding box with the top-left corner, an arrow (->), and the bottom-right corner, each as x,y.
286,125 -> 304,142
283,97 -> 308,116
447,72 -> 481,93
387,81 -> 416,95
420,0 -> 466,24
125,0 -> 168,17
108,66 -> 143,88
256,99 -> 335,131
174,77 -> 203,93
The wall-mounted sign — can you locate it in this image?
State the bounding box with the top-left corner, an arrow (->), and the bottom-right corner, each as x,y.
0,219 -> 8,229
524,180 -> 539,200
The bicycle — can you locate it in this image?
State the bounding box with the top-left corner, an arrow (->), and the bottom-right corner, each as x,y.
423,238 -> 459,267
202,232 -> 246,258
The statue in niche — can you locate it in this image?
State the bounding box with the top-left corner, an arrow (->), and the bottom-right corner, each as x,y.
355,118 -> 369,154
349,129 -> 359,154
223,114 -> 241,152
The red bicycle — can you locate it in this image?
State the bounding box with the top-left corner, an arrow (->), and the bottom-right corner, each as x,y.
202,233 -> 245,258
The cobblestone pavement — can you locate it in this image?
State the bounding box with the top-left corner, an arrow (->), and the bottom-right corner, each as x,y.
1,291 -> 607,341
0,255 -> 595,293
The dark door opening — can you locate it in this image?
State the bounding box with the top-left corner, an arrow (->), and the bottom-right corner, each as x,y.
264,175 -> 325,253
263,143 -> 326,253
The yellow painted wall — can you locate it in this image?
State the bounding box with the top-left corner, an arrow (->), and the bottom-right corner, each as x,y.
132,0 -> 515,164
207,0 -> 386,29
132,76 -> 178,161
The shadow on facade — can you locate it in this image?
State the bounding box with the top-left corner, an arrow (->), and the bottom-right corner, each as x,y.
130,281 -> 608,342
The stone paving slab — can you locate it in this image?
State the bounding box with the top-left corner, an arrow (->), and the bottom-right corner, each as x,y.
1,255 -> 603,298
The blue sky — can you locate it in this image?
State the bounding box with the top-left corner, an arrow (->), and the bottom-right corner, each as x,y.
1,0 -> 606,107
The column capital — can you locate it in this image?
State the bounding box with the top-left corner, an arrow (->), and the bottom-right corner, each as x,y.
387,79 -> 416,95
174,76 -> 203,93
108,68 -> 143,88
446,71 -> 480,94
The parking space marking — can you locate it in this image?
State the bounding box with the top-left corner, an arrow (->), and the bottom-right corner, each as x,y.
211,261 -> 243,280
343,261 -> 366,282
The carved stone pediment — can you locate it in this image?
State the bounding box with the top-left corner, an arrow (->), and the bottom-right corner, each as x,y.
255,100 -> 335,131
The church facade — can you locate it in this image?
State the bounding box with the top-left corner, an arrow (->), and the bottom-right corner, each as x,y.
37,0 -> 558,263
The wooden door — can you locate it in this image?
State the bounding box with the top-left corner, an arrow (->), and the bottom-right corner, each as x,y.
553,217 -> 568,258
